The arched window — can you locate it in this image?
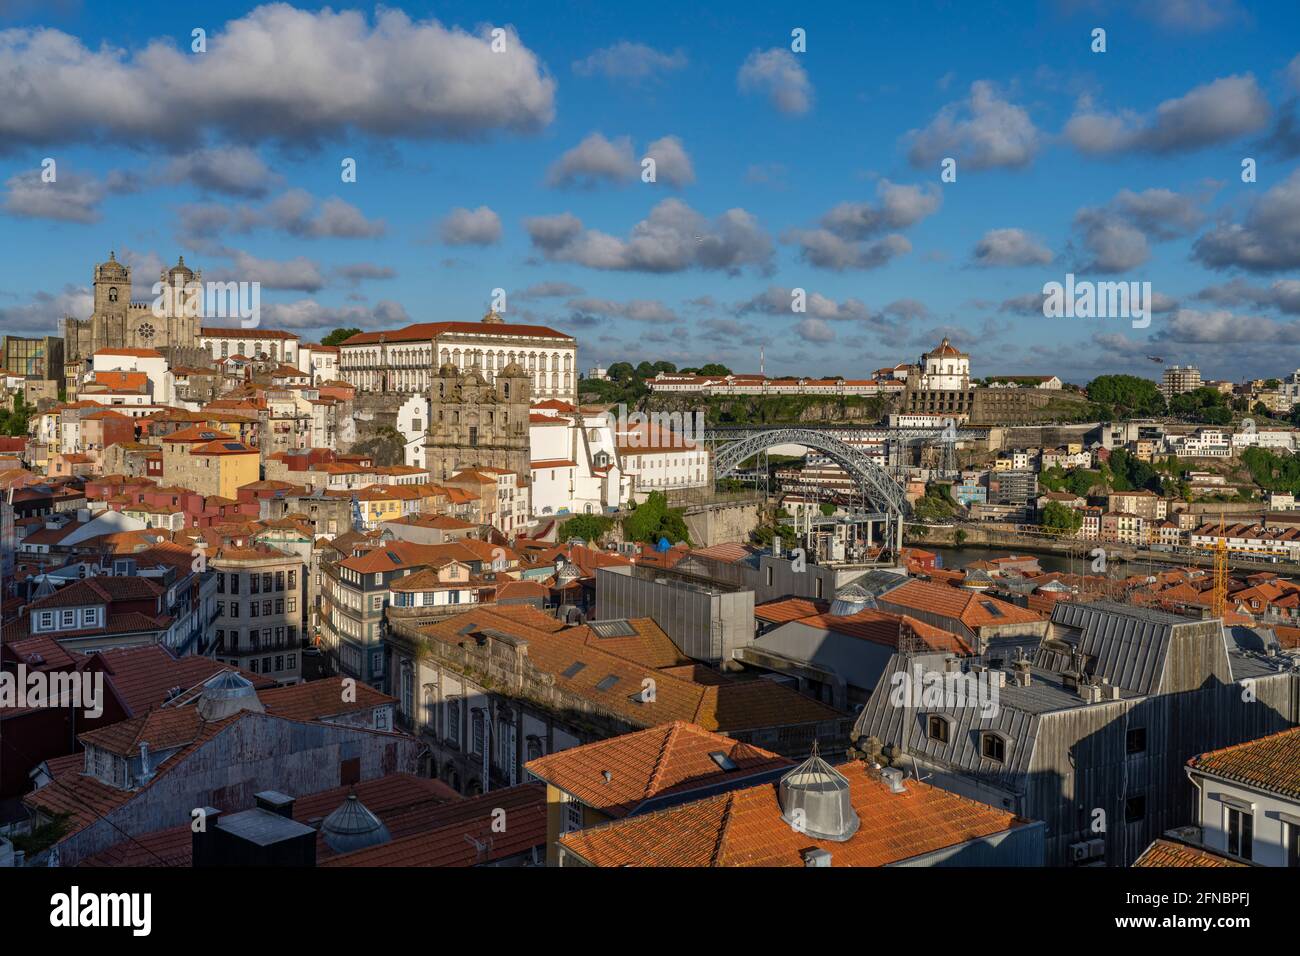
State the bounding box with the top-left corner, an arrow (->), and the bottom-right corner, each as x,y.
108,287 -> 119,302
447,697 -> 461,744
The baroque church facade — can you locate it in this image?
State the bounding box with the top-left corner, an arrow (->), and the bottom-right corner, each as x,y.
63,252 -> 204,390
424,361 -> 532,482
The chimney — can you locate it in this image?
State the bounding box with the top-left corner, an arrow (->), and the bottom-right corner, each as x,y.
137,741 -> 154,785
191,806 -> 223,867
987,668 -> 1006,688
802,847 -> 832,867
1078,681 -> 1103,703
255,790 -> 295,818
881,767 -> 907,794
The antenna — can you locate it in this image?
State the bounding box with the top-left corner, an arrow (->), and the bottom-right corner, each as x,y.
759,345 -> 765,377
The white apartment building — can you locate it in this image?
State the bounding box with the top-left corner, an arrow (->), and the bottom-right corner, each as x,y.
1167,428 -> 1232,458
529,407 -> 628,517
1184,728 -> 1300,867
1232,428 -> 1299,451
91,348 -> 173,405
198,327 -> 300,365
297,342 -> 340,384
397,394 -> 431,469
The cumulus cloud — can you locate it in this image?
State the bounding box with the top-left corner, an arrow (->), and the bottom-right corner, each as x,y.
260,298 -> 411,331
565,297 -> 679,324
1152,307 -> 1297,344
572,42 -> 686,81
644,135 -> 695,187
161,147 -> 278,197
267,189 -> 385,239
737,49 -> 813,115
1135,0 -> 1248,31
439,205 -> 502,245
0,284 -> 92,333
211,252 -> 325,292
737,286 -> 871,321
794,318 -> 836,343
546,133 -> 636,188
3,168 -> 105,222
817,180 -> 942,239
1193,168 -> 1300,272
784,229 -> 911,271
332,262 -> 397,284
1196,277 -> 1300,313
525,199 -> 773,274
1064,75 -> 1269,155
515,281 -> 584,300
906,80 -> 1039,170
546,132 -> 694,189
1072,187 -> 1205,273
973,228 -> 1053,267
0,8 -> 555,151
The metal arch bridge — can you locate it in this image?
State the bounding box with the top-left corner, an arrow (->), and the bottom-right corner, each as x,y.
702,424 -> 982,557
708,427 -> 912,518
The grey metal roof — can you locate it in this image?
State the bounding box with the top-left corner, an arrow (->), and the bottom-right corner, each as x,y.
1046,601 -> 1188,695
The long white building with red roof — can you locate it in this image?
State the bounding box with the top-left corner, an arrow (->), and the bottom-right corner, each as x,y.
338,311 -> 577,402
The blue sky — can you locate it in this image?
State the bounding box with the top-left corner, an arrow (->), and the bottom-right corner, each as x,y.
1,0 -> 1298,383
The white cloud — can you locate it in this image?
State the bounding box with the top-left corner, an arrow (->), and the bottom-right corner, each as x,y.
907,81 -> 1039,170
525,199 -> 772,274
440,205 -> 502,245
3,168 -> 104,222
1064,75 -> 1269,155
973,228 -> 1053,266
0,8 -> 555,150
737,49 -> 813,116
644,136 -> 695,187
546,133 -> 636,188
572,42 -> 686,81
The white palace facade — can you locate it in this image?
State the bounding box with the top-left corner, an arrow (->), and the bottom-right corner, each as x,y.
338,313 -> 577,403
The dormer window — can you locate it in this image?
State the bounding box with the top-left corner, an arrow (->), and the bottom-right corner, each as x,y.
980,732 -> 1006,763
927,715 -> 950,743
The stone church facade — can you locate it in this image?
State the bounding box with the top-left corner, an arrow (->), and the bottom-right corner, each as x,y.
63,252 -> 204,391
424,362 -> 531,482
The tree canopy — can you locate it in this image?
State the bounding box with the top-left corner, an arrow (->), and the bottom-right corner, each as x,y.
1085,375 -> 1166,417
321,327 -> 362,347
623,491 -> 691,545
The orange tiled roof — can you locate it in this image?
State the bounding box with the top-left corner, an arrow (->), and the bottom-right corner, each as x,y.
559,762 -> 1027,867
1188,726 -> 1300,800
1134,838 -> 1247,868
879,578 -> 1044,629
525,721 -> 792,819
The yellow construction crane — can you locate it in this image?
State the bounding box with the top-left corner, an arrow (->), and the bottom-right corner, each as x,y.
1196,513 -> 1291,620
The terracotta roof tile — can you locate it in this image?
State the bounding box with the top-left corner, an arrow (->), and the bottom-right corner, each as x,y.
559,762 -> 1028,867
525,721 -> 792,818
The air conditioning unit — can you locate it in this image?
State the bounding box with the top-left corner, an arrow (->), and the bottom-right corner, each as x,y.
1069,841 -> 1092,862
1086,837 -> 1106,857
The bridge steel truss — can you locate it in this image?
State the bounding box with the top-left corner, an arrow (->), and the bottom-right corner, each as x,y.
706,426 -> 917,558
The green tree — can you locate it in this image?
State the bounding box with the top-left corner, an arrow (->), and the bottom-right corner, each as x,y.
321,327 -> 362,347
623,491 -> 691,545
559,513 -> 613,544
819,502 -> 836,517
607,362 -> 635,382
1041,501 -> 1083,534
699,363 -> 732,376
1085,375 -> 1166,417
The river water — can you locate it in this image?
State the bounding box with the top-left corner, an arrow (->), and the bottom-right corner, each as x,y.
924,545 -> 1080,575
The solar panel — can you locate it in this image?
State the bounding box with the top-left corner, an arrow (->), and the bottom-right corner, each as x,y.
223,443 -> 243,451
708,751 -> 738,772
980,600 -> 1005,618
595,674 -> 621,691
561,661 -> 586,678
589,619 -> 637,638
